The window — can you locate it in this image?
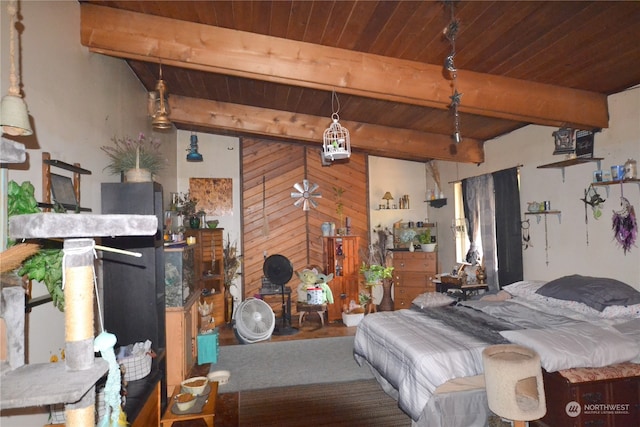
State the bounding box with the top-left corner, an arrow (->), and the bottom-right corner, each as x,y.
455,168 -> 523,290
453,182 -> 469,263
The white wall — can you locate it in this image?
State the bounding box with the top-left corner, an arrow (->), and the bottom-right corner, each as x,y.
1,2 -> 175,425
175,130 -> 243,301
430,88 -> 640,288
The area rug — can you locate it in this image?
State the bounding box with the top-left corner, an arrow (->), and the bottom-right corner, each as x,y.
238,379 -> 411,426
210,336 -> 374,393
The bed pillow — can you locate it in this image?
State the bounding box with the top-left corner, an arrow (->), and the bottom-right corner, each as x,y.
502,280 -> 546,298
535,275 -> 640,312
499,323 -> 640,372
412,292 -> 455,309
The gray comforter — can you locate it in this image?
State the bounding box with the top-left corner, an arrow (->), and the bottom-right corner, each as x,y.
352,298 -> 588,423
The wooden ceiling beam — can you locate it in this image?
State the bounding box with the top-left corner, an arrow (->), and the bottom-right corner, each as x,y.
80,4 -> 609,131
169,96 -> 484,164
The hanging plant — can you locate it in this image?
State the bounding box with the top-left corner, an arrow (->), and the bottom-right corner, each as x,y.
612,197 -> 637,254
581,185 -> 605,219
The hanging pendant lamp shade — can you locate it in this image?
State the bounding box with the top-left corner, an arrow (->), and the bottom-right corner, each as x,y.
1,0 -> 32,136
322,113 -> 351,161
1,95 -> 32,136
186,133 -> 203,162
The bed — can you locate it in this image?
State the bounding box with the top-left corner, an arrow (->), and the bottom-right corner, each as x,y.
353,276 -> 640,427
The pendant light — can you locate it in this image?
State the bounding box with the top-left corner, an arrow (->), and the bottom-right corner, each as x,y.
148,63 -> 172,130
322,90 -> 351,162
1,0 -> 33,136
443,1 -> 462,144
186,133 -> 203,162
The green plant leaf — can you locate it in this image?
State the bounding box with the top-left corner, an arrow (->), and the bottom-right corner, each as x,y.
9,184 -> 65,312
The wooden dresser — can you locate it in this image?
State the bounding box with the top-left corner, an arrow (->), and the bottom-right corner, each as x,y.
391,251 -> 437,310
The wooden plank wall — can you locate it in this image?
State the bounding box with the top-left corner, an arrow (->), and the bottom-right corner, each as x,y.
241,137 -> 369,314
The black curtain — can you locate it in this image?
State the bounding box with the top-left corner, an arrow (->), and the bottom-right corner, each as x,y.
492,168 -> 523,287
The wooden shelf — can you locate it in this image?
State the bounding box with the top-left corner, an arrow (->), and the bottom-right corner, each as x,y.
42,152 -> 92,212
537,157 -> 603,169
538,157 -> 603,182
525,210 -> 561,215
592,178 -> 640,186
525,210 -> 562,228
43,158 -> 92,175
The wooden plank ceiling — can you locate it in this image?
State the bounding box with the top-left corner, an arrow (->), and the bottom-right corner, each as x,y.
79,1 -> 640,164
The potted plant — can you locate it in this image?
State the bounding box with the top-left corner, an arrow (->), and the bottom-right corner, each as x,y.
100,132 -> 164,182
223,235 -> 242,323
360,263 -> 394,287
176,192 -> 202,228
418,228 -> 437,252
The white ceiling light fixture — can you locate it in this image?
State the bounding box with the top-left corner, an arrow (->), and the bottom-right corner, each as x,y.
148,63 -> 172,131
1,0 -> 33,136
322,90 -> 351,162
290,179 -> 321,211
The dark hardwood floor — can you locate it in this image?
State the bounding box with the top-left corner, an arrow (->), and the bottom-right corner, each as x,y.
173,314 -> 357,426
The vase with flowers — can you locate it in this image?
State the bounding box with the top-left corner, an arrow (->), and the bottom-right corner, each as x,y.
223,235 -> 242,323
175,191 -> 204,229
359,228 -> 394,311
101,132 -> 164,182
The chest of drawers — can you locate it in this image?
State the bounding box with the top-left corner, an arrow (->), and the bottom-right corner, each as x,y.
392,251 -> 437,310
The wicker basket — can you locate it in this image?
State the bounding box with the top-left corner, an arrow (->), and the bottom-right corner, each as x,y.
119,351 -> 153,381
440,275 -> 463,286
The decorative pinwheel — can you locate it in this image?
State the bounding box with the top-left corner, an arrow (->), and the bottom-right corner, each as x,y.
291,179 -> 321,211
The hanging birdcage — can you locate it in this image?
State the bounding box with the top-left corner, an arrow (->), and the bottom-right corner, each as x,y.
322,113 -> 351,161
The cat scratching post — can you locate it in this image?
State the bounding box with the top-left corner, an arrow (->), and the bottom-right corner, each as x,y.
482,344 -> 546,427
4,213 -> 157,426
63,238 -> 98,425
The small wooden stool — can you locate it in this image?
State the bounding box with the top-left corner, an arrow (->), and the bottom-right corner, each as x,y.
161,382 -> 218,427
296,303 -> 327,327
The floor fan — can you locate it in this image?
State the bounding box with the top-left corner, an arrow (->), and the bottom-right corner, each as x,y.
263,254 -> 298,336
234,298 -> 275,344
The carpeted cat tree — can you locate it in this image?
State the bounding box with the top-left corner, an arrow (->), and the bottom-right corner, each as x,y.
2,212 -> 157,426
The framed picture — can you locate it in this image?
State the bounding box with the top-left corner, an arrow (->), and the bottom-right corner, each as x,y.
575,129 -> 595,158
552,127 -> 575,155
50,173 -> 78,208
189,177 -> 233,216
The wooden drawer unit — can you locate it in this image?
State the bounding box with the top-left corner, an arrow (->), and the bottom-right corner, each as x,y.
392,251 -> 437,310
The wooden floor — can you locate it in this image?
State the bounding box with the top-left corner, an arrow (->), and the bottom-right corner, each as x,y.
174,315 -> 357,426
217,314 -> 357,346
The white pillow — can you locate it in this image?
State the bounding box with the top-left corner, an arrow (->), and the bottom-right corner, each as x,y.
499,323 -> 640,372
502,280 -> 546,297
412,292 -> 455,309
